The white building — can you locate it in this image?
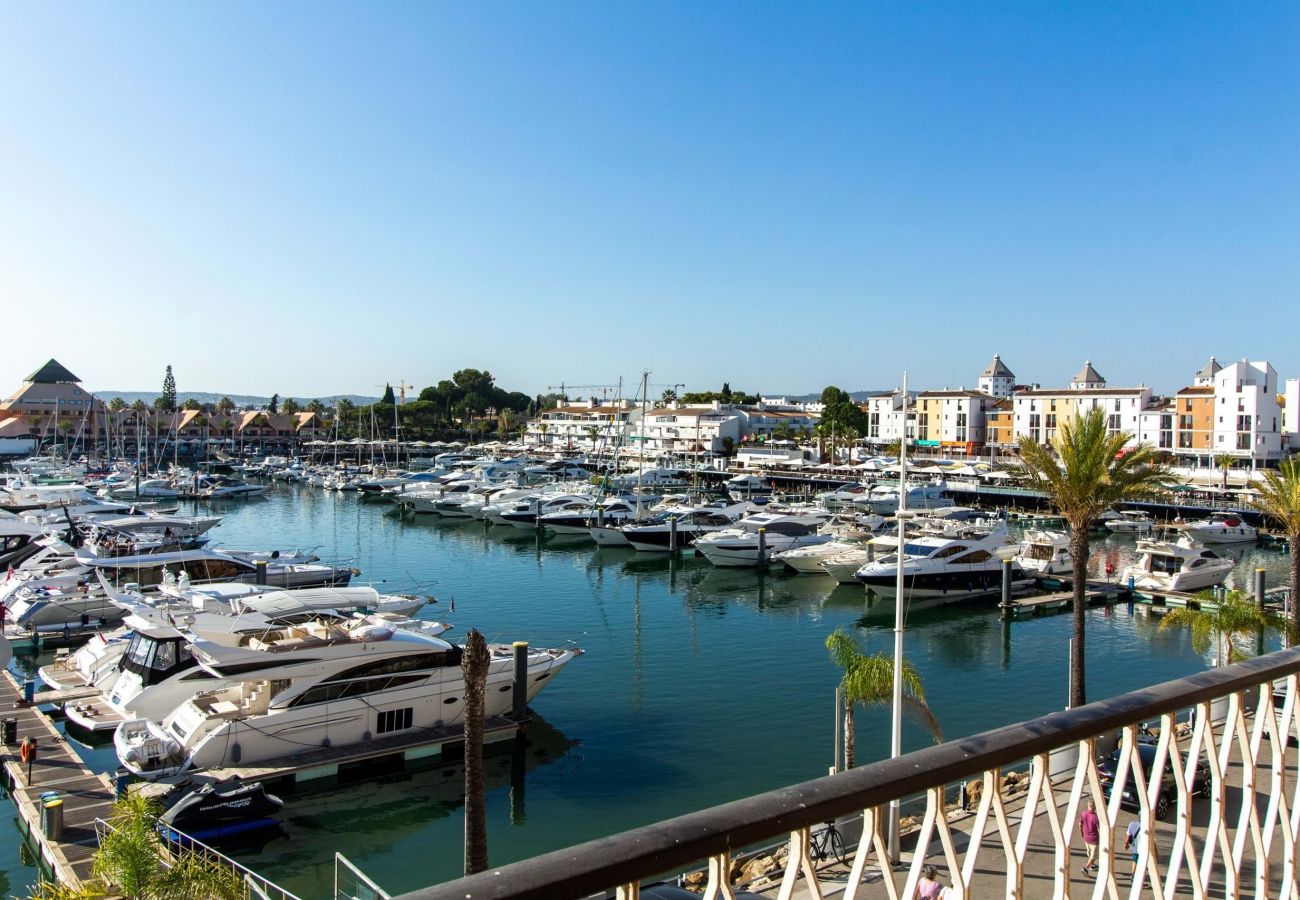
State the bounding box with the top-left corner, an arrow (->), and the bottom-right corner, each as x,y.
525,398 -> 639,449
1011,362 -> 1152,448
864,391 -> 911,446
1285,378 -> 1300,452
636,402 -> 743,456
977,355 -> 1016,399
1207,359 -> 1284,465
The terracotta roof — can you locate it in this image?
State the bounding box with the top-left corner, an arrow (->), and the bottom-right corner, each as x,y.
1017,387 -> 1146,397
646,407 -> 728,417
23,359 -> 80,384
1176,386 -> 1215,396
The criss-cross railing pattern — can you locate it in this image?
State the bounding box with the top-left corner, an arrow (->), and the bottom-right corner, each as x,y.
401,651 -> 1300,900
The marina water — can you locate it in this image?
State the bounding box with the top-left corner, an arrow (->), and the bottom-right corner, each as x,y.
4,486 -> 1292,896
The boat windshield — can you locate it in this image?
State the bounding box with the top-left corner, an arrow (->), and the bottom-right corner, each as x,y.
1150,555 -> 1180,575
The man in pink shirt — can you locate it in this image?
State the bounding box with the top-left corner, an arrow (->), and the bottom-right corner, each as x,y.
1079,798 -> 1101,875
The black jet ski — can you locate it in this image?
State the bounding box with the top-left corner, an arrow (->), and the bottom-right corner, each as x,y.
158,777 -> 284,842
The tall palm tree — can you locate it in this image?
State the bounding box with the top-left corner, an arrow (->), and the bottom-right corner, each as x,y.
1216,453 -> 1235,490
883,437 -> 904,459
1253,457 -> 1300,633
1160,589 -> 1293,666
1015,407 -> 1172,707
825,627 -> 940,769
461,629 -> 490,875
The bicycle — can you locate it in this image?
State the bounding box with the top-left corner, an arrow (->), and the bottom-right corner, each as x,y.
810,820 -> 847,866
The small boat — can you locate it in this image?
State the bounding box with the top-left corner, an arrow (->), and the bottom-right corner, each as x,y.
1175,512 -> 1258,545
1103,510 -> 1154,534
1012,530 -> 1072,576
1121,537 -> 1235,592
157,777 -> 284,842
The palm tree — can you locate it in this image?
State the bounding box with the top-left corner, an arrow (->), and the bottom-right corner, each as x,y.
584,425 -> 600,449
461,629 -> 490,875
1160,589 -> 1293,666
825,627 -> 940,769
1014,407 -> 1172,707
1253,457 -> 1300,633
772,422 -> 795,443
1216,453 -> 1235,490
883,437 -> 904,459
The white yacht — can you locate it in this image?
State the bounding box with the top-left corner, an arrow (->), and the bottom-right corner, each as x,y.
1176,513 -> 1258,545
1012,530 -> 1073,576
1121,537 -> 1236,592
855,523 -> 1025,608
197,477 -> 267,500
821,546 -> 875,585
79,548 -> 354,591
816,484 -> 871,510
773,538 -> 862,574
724,474 -> 773,501
105,479 -> 180,501
694,510 -> 833,568
1104,510 -> 1154,534
855,480 -> 948,515
61,587 -> 445,733
115,621 -> 576,778
0,515 -> 47,569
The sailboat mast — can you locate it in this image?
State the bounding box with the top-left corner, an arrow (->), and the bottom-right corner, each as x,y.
888,370 -> 909,859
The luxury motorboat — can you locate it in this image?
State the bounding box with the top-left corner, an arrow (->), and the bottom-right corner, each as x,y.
1175,513 -> 1258,545
820,546 -> 875,584
1120,537 -> 1236,593
855,480 -> 948,515
1012,530 -> 1073,576
105,479 -> 181,501
79,548 -> 354,591
115,620 -> 576,778
61,587 -> 445,733
693,510 -> 833,568
197,477 -> 267,500
1103,510 -> 1154,534
816,484 -> 871,510
541,497 -> 649,536
0,514 -> 46,569
854,522 -> 1026,607
773,538 -> 862,574
619,502 -> 754,552
497,494 -> 594,530
724,474 -> 773,501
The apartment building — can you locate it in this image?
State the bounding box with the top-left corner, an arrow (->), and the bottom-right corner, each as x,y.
526,398 -> 639,448
636,402 -> 743,455
1010,362 -> 1153,448
914,390 -> 996,453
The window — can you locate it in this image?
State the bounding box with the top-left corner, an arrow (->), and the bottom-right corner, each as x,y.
1107,414 -> 1121,431
952,550 -> 993,563
1114,400 -> 1121,412
377,707 -> 414,734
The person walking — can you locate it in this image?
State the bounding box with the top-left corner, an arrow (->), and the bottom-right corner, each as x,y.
1079,798 -> 1101,875
1124,818 -> 1143,877
917,865 -> 946,899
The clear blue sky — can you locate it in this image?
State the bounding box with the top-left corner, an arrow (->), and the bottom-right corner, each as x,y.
2,2 -> 1296,399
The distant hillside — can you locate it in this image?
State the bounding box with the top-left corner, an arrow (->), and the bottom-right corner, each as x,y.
778,390 -> 890,402
93,391 -> 379,408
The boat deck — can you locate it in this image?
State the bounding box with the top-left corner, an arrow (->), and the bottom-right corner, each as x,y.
0,669 -> 115,889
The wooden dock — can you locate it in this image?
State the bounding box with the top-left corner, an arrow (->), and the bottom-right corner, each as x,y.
1,669 -> 115,889
1003,580 -> 1131,617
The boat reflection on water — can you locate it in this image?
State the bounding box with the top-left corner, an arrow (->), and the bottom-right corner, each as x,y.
249,714 -> 578,896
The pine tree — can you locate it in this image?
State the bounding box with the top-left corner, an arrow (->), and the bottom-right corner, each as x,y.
381,383 -> 396,405
158,365 -> 177,412
267,393 -> 279,414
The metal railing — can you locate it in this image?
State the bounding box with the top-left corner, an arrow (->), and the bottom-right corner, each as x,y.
93,816 -> 303,900
397,648 -> 1300,899
336,852 -> 392,900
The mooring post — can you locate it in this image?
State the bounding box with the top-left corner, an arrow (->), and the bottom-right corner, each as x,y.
669,515 -> 678,554
255,560 -> 268,585
999,558 -> 1013,619
757,527 -> 767,567
1255,567 -> 1267,610
512,641 -> 529,719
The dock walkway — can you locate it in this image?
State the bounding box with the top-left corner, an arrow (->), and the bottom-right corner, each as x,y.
1,669 -> 114,888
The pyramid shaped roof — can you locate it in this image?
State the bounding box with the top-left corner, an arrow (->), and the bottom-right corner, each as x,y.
1072,360 -> 1104,385
23,359 -> 80,384
1195,356 -> 1221,380
980,354 -> 1014,378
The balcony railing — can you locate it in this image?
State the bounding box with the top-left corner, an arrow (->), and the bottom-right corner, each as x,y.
397,648 -> 1300,900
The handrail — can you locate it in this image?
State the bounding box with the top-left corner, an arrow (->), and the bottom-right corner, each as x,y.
396,647 -> 1300,899
336,851 -> 392,899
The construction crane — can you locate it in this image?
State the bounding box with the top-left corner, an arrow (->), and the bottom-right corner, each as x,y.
395,381 -> 414,405
545,382 -> 621,404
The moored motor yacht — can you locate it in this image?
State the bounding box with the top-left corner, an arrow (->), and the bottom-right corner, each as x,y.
693,510 -> 833,568
1103,510 -> 1154,534
724,474 -> 773,501
115,620 -> 576,778
773,538 -> 862,574
855,480 -> 948,515
855,522 -> 1026,611
1012,530 -> 1073,576
1175,512 -> 1258,545
1120,537 -> 1236,592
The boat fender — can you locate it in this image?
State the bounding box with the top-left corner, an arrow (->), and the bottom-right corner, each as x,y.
230,742 -> 242,763
321,737 -> 331,748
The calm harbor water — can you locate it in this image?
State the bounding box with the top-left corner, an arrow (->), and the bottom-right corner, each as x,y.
3,487 -> 1293,897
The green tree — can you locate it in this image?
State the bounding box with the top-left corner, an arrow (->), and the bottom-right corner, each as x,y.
585,425 -> 600,448
215,396 -> 235,415
825,626 -> 940,769
661,388 -> 678,403
282,397 -> 302,415
381,383 -> 396,406
1252,457 -> 1300,633
181,398 -> 202,411
156,365 -> 177,413
130,399 -> 148,413
720,436 -> 735,458
1014,407 -> 1172,707
1160,589 -> 1293,666
719,382 -> 733,404
1216,453 -> 1235,490
884,438 -> 904,458
107,397 -> 126,413
267,393 -> 279,414
307,398 -> 327,415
